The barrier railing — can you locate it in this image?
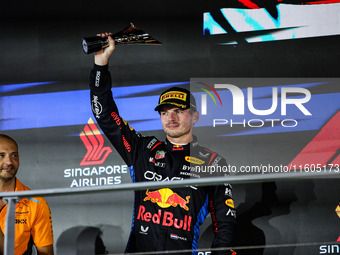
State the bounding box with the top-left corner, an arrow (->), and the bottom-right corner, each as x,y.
1,171 -> 338,255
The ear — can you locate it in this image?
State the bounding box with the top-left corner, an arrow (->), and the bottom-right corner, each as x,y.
192,111 -> 199,125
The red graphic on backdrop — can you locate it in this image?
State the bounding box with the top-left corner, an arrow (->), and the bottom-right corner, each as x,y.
80,118 -> 112,165
288,112 -> 340,243
288,111 -> 340,169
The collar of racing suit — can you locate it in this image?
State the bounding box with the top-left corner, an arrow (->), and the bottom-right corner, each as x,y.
164,135 -> 199,151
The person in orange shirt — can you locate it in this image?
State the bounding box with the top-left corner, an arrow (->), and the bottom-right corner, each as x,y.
0,134 -> 54,255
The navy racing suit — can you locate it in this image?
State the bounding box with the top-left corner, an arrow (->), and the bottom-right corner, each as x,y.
89,64 -> 237,255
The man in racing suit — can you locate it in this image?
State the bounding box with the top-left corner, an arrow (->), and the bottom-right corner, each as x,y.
89,33 -> 236,255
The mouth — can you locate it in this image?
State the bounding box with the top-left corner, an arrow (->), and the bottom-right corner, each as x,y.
0,167 -> 14,172
166,123 -> 180,129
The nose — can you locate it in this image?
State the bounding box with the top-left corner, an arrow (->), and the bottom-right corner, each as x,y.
168,111 -> 178,122
3,155 -> 14,165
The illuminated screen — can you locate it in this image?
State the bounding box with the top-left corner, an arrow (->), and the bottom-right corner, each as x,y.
203,1 -> 340,44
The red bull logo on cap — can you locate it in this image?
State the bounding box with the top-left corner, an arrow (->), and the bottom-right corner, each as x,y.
144,188 -> 190,211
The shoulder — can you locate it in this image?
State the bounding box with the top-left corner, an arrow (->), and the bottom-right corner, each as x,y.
144,136 -> 163,150
132,135 -> 164,153
22,196 -> 48,208
15,178 -> 31,191
25,197 -> 51,218
194,144 -> 227,166
16,179 -> 48,206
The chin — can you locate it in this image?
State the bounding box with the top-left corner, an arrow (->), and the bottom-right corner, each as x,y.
165,131 -> 181,138
167,133 -> 181,139
167,130 -> 190,139
0,175 -> 16,182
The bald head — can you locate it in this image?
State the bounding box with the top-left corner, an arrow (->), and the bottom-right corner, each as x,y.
0,134 -> 19,184
0,134 -> 18,148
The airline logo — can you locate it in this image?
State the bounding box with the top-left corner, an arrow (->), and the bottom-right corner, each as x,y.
319,203 -> 340,252
80,118 -> 112,165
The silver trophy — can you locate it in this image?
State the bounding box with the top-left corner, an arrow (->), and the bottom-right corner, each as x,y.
82,23 -> 162,54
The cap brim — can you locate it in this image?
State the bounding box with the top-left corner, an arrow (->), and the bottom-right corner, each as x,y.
154,102 -> 190,111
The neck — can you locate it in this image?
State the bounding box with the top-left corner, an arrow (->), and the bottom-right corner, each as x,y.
0,178 -> 16,192
167,134 -> 192,145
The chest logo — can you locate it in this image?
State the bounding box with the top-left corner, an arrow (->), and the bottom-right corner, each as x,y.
185,156 -> 205,165
155,150 -> 166,160
173,145 -> 184,151
225,199 -> 235,208
144,188 -> 190,211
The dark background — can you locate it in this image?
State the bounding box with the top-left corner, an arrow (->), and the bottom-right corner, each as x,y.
1,0 -> 340,254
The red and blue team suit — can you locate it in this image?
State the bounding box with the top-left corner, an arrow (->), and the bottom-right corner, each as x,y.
89,64 -> 237,255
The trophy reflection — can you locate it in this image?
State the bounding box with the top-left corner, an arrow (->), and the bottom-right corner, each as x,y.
82,23 -> 162,54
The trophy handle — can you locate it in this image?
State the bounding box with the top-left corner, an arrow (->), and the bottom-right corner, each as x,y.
82,23 -> 162,54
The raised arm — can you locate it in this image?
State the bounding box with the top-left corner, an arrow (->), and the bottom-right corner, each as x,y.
89,32 -> 144,168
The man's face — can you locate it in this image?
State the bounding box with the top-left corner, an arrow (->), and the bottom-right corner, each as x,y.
160,105 -> 199,142
0,138 -> 19,182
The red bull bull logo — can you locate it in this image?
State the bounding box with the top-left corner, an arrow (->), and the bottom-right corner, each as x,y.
144,188 -> 190,211
173,145 -> 184,151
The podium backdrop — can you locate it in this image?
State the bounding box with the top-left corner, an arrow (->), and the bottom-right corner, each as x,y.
1,1 -> 340,254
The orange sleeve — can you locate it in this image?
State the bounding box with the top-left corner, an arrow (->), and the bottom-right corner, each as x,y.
30,197 -> 54,247
0,210 -> 5,234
